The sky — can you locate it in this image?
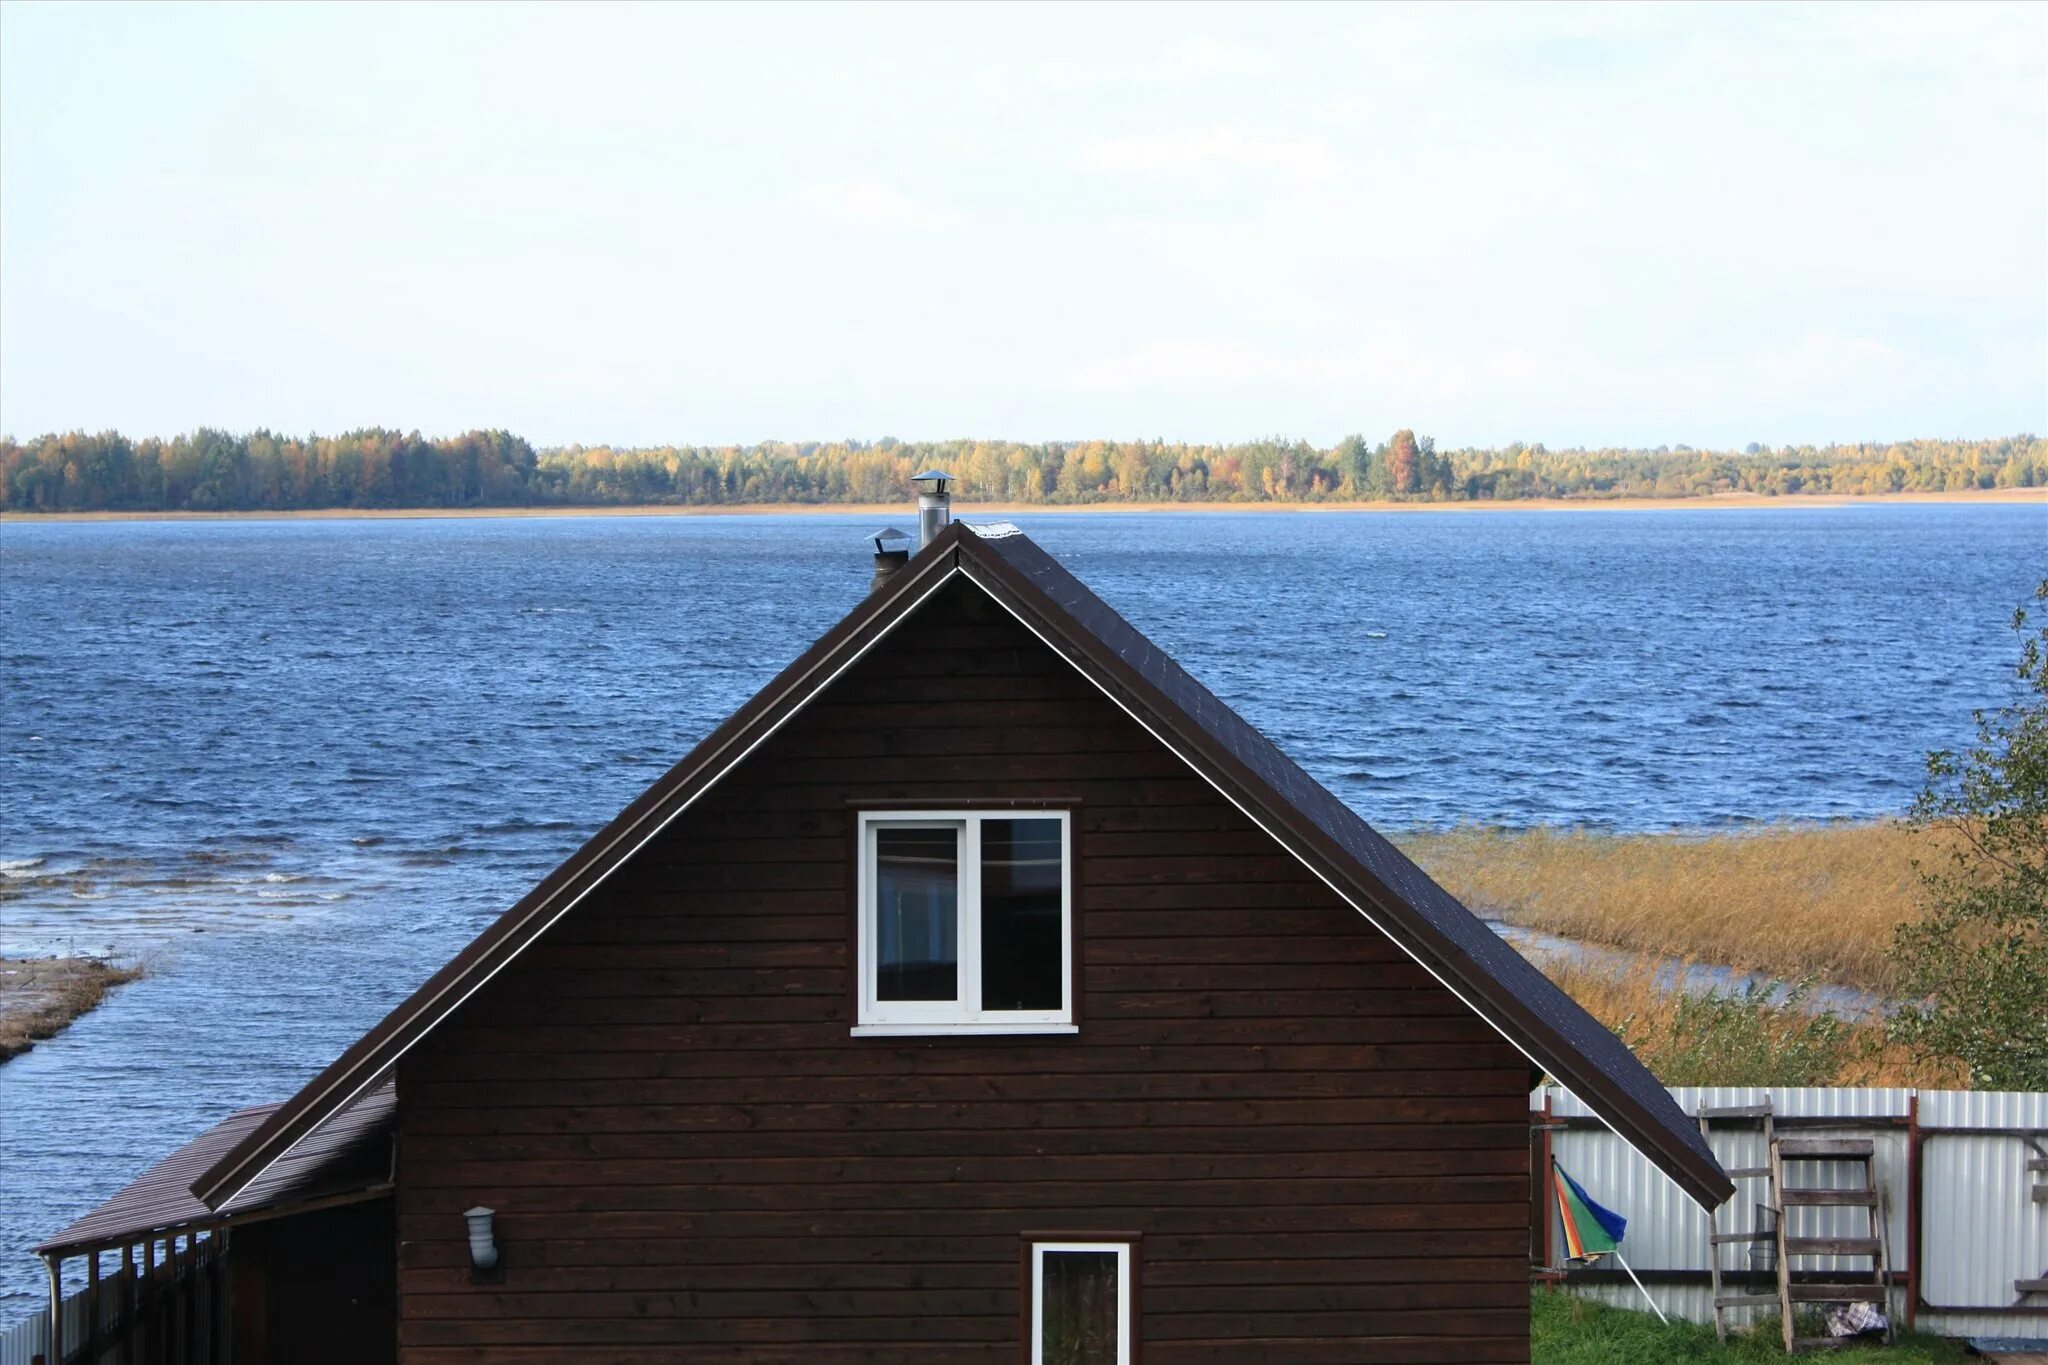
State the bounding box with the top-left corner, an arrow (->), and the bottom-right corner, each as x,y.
2,1 -> 2043,450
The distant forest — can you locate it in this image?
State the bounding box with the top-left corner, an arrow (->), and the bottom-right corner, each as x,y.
2,428 -> 2041,513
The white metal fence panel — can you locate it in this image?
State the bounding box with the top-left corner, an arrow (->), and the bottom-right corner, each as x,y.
1536,1084 -> 2048,1340
0,1282 -> 90,1365
1915,1089 -> 2048,1340
0,1311 -> 39,1365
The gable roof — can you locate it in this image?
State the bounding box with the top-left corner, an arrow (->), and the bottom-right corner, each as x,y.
191,521 -> 1732,1213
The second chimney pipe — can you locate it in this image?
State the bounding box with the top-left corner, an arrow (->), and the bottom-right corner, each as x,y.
868,527 -> 911,593
912,471 -> 952,548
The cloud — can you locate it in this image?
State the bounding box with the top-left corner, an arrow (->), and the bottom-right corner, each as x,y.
1067,335 -> 1493,400
1081,129 -> 1345,185
1774,4 -> 2043,84
1048,35 -> 1277,90
1492,329 -> 1937,436
792,177 -> 962,233
1746,330 -> 1904,388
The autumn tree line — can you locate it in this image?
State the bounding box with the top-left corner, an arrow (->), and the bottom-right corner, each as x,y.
2,427 -> 2040,513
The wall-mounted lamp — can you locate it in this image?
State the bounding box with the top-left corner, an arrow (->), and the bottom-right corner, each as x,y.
465,1206 -> 503,1282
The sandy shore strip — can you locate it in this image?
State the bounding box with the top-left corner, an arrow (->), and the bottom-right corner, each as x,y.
3,487 -> 2041,523
0,956 -> 144,1062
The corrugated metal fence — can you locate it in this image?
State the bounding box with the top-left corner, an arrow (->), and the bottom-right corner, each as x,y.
1537,1085 -> 2048,1338
0,1283 -> 84,1365
0,1236 -> 226,1365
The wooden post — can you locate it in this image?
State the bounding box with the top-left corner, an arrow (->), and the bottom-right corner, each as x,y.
166,1237 -> 179,1365
203,1236 -> 219,1365
143,1239 -> 157,1364
173,1236 -> 183,1361
175,1235 -> 190,1365
183,1236 -> 198,1365
206,1235 -> 222,1364
121,1244 -> 135,1365
219,1233 -> 231,1362
89,1250 -> 103,1360
164,1237 -> 177,1365
193,1237 -> 206,1365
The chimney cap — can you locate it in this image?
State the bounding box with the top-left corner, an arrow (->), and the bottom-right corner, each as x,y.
869,526 -> 912,554
911,470 -> 953,487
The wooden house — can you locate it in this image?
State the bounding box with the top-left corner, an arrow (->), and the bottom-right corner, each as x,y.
37,502 -> 1729,1364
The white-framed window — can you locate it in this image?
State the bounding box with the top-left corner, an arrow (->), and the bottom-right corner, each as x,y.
854,809 -> 1073,1035
1029,1240 -> 1133,1365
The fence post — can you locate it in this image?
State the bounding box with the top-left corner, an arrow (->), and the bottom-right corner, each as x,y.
1540,1091 -> 1556,1268
1906,1092 -> 1920,1331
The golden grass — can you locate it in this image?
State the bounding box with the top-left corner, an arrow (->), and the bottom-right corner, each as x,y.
1404,823 -> 1939,993
1538,961 -> 1963,1088
0,956 -> 144,1061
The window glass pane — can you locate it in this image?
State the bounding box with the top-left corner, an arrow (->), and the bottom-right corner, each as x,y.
981,817 -> 1064,1011
875,827 -> 958,1001
1041,1250 -> 1119,1365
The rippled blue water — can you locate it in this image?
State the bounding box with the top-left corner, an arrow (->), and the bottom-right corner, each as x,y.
0,504 -> 2041,1320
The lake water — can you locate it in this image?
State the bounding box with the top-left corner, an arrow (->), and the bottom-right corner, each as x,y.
0,503 -> 2041,1320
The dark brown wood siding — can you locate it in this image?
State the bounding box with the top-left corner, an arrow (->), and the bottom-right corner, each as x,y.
393,578 -> 1531,1363
232,1200 -> 397,1365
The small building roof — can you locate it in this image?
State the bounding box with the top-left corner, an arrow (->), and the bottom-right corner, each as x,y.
186,522 -> 1732,1214
38,1081 -> 393,1257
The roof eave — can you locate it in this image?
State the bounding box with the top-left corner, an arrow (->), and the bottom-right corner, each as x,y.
40,1182 -> 394,1260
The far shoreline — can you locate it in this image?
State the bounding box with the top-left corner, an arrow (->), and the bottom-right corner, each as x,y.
3,486 -> 2041,524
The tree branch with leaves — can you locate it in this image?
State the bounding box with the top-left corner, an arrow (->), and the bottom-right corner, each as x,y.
1888,579 -> 2048,1089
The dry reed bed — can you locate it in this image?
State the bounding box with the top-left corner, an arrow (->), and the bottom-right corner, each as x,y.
0,956 -> 144,1061
1404,823 -> 1935,993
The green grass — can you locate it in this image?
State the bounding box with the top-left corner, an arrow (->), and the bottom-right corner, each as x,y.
1532,1289 -> 1972,1364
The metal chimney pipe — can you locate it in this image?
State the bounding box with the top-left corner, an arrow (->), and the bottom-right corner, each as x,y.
868,527 -> 911,593
911,471 -> 952,549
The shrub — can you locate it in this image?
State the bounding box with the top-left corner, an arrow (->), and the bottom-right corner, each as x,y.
1889,579 -> 2048,1090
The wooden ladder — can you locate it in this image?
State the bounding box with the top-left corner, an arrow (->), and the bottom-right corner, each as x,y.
1771,1134 -> 1890,1353
1698,1101 -> 1782,1342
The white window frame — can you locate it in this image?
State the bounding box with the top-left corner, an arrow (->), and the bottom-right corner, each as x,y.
854,809 -> 1075,1036
1029,1241 -> 1132,1365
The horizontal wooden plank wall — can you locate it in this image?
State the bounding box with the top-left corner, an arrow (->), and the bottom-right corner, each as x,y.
395,579 -> 1531,1364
